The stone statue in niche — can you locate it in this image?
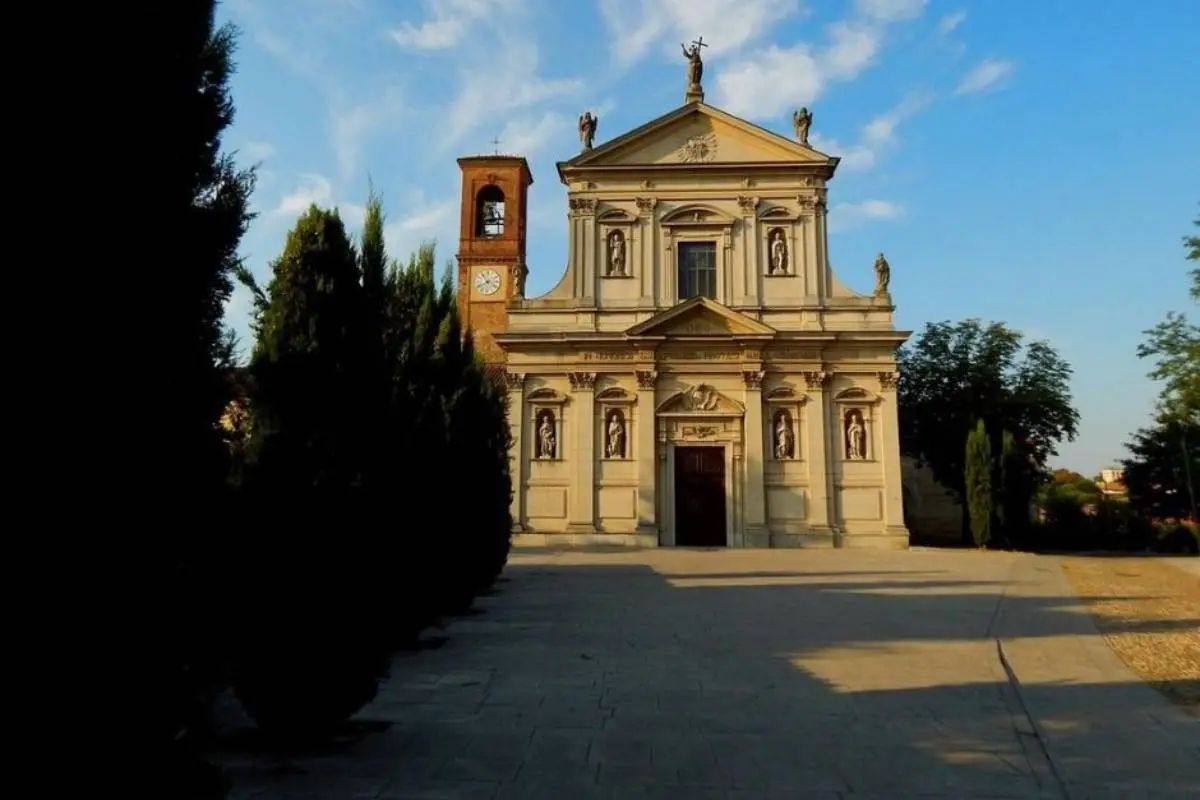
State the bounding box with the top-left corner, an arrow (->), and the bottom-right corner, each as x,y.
536,410 -> 557,459
578,111 -> 598,151
792,107 -> 812,145
845,409 -> 867,460
769,228 -> 788,274
774,411 -> 794,459
605,409 -> 626,459
873,252 -> 891,296
607,230 -> 626,276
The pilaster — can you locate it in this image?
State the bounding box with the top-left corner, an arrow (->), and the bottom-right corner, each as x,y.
877,371 -> 908,537
567,370 -> 597,532
636,197 -> 657,306
736,194 -> 758,306
802,369 -> 834,537
635,368 -> 659,535
504,371 -> 526,531
741,368 -> 768,546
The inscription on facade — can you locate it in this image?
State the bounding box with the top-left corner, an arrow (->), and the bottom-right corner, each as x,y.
771,349 -> 821,360
663,350 -> 741,361
580,351 -> 636,362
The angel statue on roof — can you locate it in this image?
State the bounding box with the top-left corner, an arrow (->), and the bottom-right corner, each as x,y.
578,111 -> 599,151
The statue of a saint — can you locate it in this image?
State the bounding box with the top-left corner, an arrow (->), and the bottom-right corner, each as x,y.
578,111 -> 598,151
775,414 -> 794,459
681,38 -> 706,90
608,230 -> 625,276
846,411 -> 866,460
606,412 -> 625,459
769,229 -> 787,274
538,413 -> 556,459
873,252 -> 891,296
792,107 -> 812,145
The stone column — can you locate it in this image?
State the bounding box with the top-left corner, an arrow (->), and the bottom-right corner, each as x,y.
877,371 -> 908,538
802,369 -> 834,537
567,370 -> 597,534
504,371 -> 526,531
742,368 -> 769,547
635,368 -> 658,537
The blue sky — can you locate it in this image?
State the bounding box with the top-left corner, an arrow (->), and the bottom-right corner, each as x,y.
219,0 -> 1199,475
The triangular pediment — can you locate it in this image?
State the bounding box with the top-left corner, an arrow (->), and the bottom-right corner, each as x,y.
656,384 -> 746,415
626,297 -> 776,337
560,103 -> 836,170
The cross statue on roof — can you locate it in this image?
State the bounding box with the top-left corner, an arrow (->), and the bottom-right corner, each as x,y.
681,36 -> 708,103
489,136 -> 502,155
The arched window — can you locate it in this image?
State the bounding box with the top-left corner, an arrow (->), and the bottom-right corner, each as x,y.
476,185 -> 505,237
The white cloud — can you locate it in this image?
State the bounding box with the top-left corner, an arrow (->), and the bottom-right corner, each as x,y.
712,1 -> 927,119
809,134 -> 876,171
854,0 -> 927,22
331,87 -> 409,179
598,0 -> 802,68
382,199 -> 458,264
240,140 -> 276,162
827,199 -> 903,232
275,174 -> 336,215
954,57 -> 1013,95
443,39 -> 583,151
390,0 -> 522,51
498,112 -> 572,158
937,9 -> 967,35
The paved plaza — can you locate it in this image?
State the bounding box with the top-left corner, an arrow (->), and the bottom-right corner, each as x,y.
221,549 -> 1200,799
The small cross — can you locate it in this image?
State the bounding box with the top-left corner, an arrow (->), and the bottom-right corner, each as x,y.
489,136 -> 502,155
690,36 -> 708,50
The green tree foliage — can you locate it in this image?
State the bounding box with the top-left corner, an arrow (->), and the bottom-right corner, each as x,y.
1136,207 -> 1200,425
998,430 -> 1032,541
965,420 -> 993,547
897,319 -> 1080,542
156,2 -> 255,791
1122,413 -> 1199,522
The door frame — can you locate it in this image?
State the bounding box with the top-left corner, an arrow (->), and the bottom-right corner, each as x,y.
668,442 -> 732,547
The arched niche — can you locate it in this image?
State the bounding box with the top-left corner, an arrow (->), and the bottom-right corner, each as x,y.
597,386 -> 636,460
527,387 -> 568,462
475,184 -> 505,237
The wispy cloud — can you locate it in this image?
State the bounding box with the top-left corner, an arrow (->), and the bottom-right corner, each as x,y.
390,0 -> 521,51
955,57 -> 1014,95
937,9 -> 967,35
239,140 -> 276,162
827,199 -> 904,232
598,0 -> 802,69
275,173 -> 336,215
712,1 -> 928,119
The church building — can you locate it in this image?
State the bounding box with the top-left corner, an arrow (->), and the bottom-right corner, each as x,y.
456,47 -> 911,549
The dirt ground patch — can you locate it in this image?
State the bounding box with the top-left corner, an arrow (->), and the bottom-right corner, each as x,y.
1060,557 -> 1200,715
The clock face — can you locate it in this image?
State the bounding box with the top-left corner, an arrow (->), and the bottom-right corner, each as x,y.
474,268 -> 502,296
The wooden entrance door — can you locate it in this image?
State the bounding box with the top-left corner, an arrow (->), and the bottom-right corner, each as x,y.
674,446 -> 727,547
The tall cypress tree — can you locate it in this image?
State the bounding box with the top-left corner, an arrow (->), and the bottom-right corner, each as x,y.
966,419 -> 994,548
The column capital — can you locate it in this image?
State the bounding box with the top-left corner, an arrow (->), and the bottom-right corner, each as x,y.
741,369 -> 765,390
504,371 -> 526,392
635,370 -> 659,390
567,371 -> 597,391
802,370 -> 831,390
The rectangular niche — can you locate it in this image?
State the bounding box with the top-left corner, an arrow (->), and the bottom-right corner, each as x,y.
765,385 -> 804,461
598,209 -> 636,279
833,386 -> 880,463
597,386 -> 635,461
527,387 -> 568,462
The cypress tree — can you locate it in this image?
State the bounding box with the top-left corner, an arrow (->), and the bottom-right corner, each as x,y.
966,419 -> 993,548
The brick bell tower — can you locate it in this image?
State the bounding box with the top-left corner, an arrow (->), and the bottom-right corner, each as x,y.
456,155 -> 534,366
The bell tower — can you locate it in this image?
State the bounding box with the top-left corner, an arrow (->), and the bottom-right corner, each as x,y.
456,155 -> 534,365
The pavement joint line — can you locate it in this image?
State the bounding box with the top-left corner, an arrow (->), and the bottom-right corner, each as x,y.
996,637 -> 1072,800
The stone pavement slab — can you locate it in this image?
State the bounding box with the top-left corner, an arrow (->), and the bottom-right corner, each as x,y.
217,548 -> 1196,800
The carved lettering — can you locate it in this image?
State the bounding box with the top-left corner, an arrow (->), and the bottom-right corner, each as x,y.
663,350 -> 741,361
580,351 -> 636,362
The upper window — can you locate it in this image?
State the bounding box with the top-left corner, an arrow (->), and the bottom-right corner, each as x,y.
677,241 -> 717,300
475,185 -> 505,237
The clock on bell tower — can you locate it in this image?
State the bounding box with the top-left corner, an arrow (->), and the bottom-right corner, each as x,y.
456,154 -> 534,366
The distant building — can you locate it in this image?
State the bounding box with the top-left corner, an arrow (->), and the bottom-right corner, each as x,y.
1097,466 -> 1127,497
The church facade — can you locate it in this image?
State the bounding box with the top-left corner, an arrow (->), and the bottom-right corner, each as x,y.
456,71 -> 911,550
